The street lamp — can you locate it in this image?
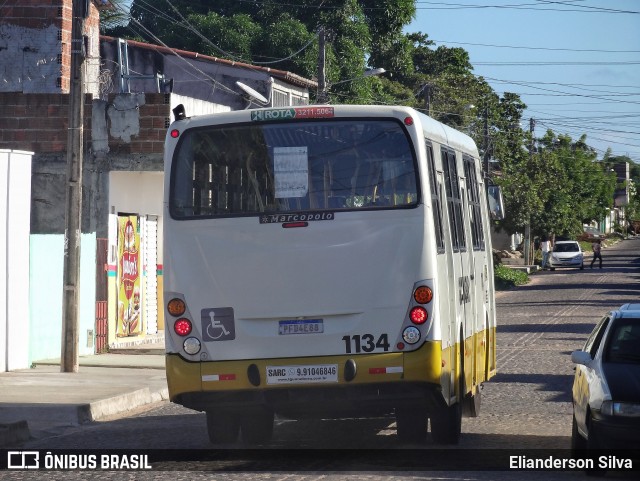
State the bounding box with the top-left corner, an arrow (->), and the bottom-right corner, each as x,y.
331,68 -> 386,86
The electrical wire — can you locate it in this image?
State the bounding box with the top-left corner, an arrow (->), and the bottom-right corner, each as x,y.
427,38 -> 640,54
110,2 -> 242,99
107,1 -> 638,161
133,0 -> 316,66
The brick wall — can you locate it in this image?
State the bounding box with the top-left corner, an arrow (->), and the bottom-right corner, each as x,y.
0,0 -> 100,94
103,93 -> 172,155
0,92 -> 171,155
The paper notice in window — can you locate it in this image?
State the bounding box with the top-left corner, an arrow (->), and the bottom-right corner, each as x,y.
274,147 -> 308,198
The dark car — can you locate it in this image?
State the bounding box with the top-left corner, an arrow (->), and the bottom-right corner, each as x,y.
571,304 -> 640,452
578,226 -> 605,242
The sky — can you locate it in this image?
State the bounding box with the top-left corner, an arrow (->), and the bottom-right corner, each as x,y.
117,1 -> 638,162
406,0 -> 640,163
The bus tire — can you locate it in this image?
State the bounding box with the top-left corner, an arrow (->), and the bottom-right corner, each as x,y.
430,400 -> 462,444
462,385 -> 481,418
431,335 -> 463,444
206,410 -> 240,444
395,406 -> 428,443
240,407 -> 275,445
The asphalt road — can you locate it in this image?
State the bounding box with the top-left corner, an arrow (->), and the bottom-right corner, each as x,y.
8,237 -> 640,480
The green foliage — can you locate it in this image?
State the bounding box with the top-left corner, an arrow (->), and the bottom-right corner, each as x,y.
495,128 -> 616,239
116,0 -> 416,102
101,1 -> 625,240
494,264 -> 529,290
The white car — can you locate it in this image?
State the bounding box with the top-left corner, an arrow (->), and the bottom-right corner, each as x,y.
571,304 -> 640,452
548,240 -> 584,270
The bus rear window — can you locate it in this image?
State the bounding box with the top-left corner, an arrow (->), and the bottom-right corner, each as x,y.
170,119 -> 419,218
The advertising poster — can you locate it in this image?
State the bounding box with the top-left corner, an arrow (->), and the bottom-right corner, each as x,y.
117,215 -> 142,337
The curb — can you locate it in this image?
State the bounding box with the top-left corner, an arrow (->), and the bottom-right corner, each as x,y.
0,387 -> 169,447
0,421 -> 30,447
85,387 -> 170,422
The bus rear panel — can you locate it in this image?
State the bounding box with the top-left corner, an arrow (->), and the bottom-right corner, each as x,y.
163,105 -> 496,443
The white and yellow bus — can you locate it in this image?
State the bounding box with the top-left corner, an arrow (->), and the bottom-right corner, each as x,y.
163,104 -> 499,445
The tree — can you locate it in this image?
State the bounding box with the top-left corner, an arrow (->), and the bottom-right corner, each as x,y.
99,0 -> 133,33
102,0 -> 621,241
112,0 -> 415,103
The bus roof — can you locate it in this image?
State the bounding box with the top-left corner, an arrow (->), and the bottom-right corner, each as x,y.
170,104 -> 479,157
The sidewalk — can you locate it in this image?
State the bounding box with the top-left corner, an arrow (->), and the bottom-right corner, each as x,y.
0,342 -> 168,447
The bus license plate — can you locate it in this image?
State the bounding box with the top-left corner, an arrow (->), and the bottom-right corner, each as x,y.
266,365 -> 338,385
278,319 -> 323,335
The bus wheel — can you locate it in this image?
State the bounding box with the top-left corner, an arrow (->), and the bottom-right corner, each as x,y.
395,406 -> 428,443
206,410 -> 240,444
431,338 -> 463,444
430,400 -> 462,444
240,407 -> 275,445
462,385 -> 481,418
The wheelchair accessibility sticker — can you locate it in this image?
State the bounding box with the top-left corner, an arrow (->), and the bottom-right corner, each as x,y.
201,308 -> 235,341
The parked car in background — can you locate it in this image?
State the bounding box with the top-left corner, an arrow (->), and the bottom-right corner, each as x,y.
571,304 -> 640,452
579,226 -> 605,242
548,240 -> 584,270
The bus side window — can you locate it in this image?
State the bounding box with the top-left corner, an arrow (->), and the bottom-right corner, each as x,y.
463,155 -> 485,250
442,148 -> 466,252
426,142 -> 445,252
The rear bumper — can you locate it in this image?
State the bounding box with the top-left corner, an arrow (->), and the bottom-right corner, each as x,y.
166,342 -> 446,417
174,381 -> 445,418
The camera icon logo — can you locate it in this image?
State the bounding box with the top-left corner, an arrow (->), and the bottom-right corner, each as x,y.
7,451 -> 40,469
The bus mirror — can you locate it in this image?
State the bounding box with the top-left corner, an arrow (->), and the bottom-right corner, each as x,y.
487,186 -> 505,221
173,104 -> 186,122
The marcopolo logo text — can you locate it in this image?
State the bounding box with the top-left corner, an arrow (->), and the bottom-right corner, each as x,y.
260,212 -> 335,224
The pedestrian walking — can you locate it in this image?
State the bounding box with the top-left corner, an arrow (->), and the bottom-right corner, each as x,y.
590,239 -> 603,268
540,237 -> 551,270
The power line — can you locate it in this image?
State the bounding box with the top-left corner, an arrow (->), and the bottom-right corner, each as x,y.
474,61 -> 640,66
413,1 -> 640,14
428,38 -> 640,54
226,0 -> 639,14
133,0 -> 315,66
111,2 -> 242,98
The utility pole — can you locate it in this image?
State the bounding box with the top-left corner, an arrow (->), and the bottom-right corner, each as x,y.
483,106 -> 490,182
61,0 -> 87,373
524,118 -> 535,266
423,84 -> 432,116
317,27 -> 328,104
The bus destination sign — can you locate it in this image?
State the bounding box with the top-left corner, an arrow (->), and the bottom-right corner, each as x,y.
251,106 -> 335,122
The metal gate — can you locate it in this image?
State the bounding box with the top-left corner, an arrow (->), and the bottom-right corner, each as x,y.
95,238 -> 109,353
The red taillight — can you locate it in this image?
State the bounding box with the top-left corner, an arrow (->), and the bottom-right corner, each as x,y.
174,318 -> 192,336
170,129 -> 180,138
404,116 -> 414,126
410,306 -> 428,325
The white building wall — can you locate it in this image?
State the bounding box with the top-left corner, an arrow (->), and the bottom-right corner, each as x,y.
170,94 -> 231,118
0,150 -> 33,371
108,171 -> 164,265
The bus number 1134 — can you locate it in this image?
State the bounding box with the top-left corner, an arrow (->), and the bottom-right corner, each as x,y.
342,334 -> 390,354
